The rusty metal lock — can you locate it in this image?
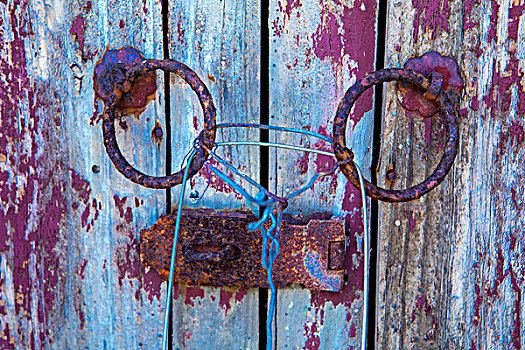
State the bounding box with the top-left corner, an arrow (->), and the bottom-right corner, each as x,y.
140,209 -> 346,291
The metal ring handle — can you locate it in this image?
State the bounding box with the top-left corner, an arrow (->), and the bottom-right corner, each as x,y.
103,59 -> 216,189
182,243 -> 241,262
332,68 -> 459,202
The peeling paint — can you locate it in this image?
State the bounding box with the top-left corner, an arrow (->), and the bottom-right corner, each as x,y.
310,0 -> 375,127
412,0 -> 450,41
184,286 -> 205,307
115,228 -> 163,303
0,2 -> 75,346
296,151 -> 310,175
501,121 -> 525,147
274,0 -> 302,36
70,15 -> 86,54
510,265 -> 521,349
218,289 -> 234,315
303,317 -> 320,349
113,195 -> 133,224
487,1 -> 500,44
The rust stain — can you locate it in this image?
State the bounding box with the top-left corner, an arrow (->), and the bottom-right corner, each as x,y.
93,47 -> 157,121
385,165 -> 396,184
96,50 -> 217,189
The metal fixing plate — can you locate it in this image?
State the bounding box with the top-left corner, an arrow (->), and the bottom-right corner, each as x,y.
140,209 -> 345,291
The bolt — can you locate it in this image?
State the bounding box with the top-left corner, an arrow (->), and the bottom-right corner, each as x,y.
122,79 -> 133,92
386,166 -> 396,182
151,123 -> 163,142
92,165 -> 100,173
154,126 -> 163,138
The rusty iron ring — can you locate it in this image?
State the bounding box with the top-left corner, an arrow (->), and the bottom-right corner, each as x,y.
332,68 -> 459,202
102,59 -> 216,189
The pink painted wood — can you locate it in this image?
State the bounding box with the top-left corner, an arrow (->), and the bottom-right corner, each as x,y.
269,0 -> 377,348
378,1 -> 525,349
0,0 -> 167,348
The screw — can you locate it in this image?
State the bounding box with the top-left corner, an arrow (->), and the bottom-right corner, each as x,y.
153,125 -> 163,139
385,166 -> 396,182
151,122 -> 164,144
92,165 -> 100,173
122,79 -> 133,92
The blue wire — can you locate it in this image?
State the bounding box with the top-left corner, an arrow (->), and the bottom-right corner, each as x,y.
265,210 -> 281,350
178,139 -> 211,200
203,140 -> 338,350
208,165 -> 260,203
208,151 -> 266,193
247,206 -> 272,232
355,163 -> 369,350
216,122 -> 333,143
261,206 -> 278,269
286,166 -> 338,199
162,149 -> 197,350
207,150 -> 278,206
197,164 -> 212,200
216,141 -> 334,158
165,127 -> 339,350
205,163 -> 283,349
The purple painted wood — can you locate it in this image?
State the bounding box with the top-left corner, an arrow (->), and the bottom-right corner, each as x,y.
12,1 -> 524,349
378,0 -> 525,349
269,0 -> 378,348
0,0 -> 168,348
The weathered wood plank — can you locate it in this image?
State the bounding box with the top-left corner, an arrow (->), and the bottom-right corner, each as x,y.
0,0 -> 167,348
378,0 -> 525,348
269,1 -> 377,348
168,0 -> 261,348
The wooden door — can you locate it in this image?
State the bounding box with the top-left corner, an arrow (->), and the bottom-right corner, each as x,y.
0,0 -> 375,348
1,1 -> 168,348
5,0 -> 523,349
167,1 -> 261,348
269,1 -> 377,348
377,1 -> 525,349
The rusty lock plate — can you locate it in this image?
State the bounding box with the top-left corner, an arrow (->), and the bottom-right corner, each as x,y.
140,209 -> 345,291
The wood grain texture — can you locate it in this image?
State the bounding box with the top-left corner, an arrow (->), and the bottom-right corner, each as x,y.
378,0 -> 525,348
0,0 -> 168,348
269,0 -> 377,348
168,1 -> 260,348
